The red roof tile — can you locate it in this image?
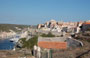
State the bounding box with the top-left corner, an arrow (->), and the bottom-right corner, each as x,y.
83,22 -> 90,24
38,41 -> 67,49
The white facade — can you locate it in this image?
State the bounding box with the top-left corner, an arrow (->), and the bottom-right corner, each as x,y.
20,31 -> 28,38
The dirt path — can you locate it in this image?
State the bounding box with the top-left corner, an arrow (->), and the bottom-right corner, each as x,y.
0,50 -> 35,58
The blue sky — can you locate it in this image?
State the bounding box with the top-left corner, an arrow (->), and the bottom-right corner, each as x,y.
0,0 -> 90,25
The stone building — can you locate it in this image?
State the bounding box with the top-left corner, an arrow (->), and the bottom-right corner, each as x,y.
82,21 -> 90,32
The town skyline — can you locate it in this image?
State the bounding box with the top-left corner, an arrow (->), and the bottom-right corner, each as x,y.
0,0 -> 90,58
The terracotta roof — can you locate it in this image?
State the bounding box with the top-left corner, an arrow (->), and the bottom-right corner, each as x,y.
83,22 -> 90,24
38,41 -> 67,49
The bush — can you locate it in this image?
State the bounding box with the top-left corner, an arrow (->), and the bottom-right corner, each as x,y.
86,28 -> 90,31
41,32 -> 55,37
20,36 -> 38,49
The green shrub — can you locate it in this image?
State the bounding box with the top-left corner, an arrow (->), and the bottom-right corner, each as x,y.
86,28 -> 90,31
20,36 -> 38,49
41,32 -> 55,37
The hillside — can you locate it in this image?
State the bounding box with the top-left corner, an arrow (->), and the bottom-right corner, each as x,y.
0,24 -> 30,32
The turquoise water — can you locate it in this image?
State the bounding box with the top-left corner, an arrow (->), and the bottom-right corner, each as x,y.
0,39 -> 15,50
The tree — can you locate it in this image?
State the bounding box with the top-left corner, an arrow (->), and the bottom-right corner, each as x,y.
20,36 -> 38,49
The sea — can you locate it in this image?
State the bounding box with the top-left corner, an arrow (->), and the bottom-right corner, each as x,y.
0,39 -> 15,50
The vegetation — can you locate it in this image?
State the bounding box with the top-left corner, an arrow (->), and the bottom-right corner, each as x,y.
20,36 -> 38,49
19,32 -> 55,49
75,33 -> 90,43
86,28 -> 90,31
0,24 -> 30,32
41,32 -> 55,37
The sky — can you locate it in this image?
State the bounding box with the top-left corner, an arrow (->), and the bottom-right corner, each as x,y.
0,0 -> 90,25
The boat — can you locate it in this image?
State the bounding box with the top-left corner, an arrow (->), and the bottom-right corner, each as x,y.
9,35 -> 20,43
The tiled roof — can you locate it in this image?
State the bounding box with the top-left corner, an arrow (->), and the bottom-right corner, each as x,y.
83,22 -> 90,24
38,41 -> 67,49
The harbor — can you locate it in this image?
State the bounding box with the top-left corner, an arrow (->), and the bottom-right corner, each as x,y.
0,39 -> 15,50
